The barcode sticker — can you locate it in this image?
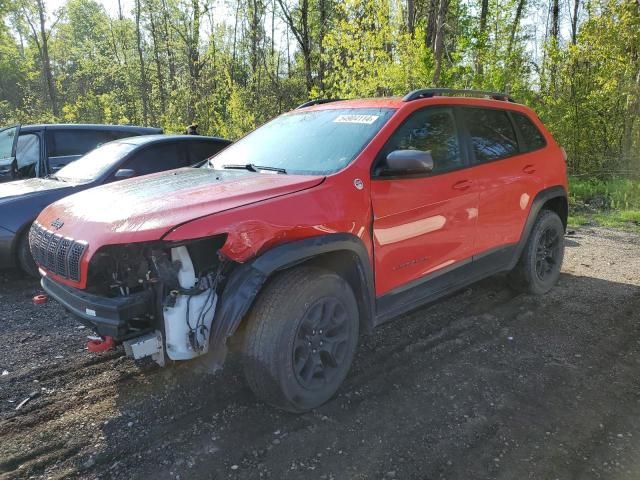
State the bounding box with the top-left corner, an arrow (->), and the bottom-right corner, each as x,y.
334,115 -> 379,124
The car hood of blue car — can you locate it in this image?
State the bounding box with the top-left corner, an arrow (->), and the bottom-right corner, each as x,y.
0,178 -> 76,203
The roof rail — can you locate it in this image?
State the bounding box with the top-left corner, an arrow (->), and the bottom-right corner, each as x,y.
403,88 -> 515,103
296,98 -> 343,109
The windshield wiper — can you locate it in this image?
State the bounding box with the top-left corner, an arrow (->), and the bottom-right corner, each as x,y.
221,163 -> 287,174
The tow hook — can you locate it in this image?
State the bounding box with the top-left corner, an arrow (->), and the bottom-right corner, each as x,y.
87,335 -> 114,353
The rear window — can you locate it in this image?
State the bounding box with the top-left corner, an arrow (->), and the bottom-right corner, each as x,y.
463,108 -> 519,163
47,129 -> 141,157
512,112 -> 546,152
123,142 -> 189,176
188,140 -> 228,165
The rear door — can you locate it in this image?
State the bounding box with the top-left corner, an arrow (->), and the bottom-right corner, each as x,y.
370,106 -> 479,296
461,107 -> 544,253
0,124 -> 20,183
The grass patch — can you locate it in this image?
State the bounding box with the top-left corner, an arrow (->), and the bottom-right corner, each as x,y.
568,177 -> 640,232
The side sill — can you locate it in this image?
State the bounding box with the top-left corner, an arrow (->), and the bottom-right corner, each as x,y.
374,244 -> 516,325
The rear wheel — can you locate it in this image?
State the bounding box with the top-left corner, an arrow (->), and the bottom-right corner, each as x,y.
241,266 -> 359,412
509,209 -> 565,294
17,228 -> 38,278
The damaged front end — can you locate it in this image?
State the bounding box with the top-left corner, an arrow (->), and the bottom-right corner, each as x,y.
41,235 -> 231,366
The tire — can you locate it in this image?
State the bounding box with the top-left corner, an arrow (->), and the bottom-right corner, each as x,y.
508,209 -> 565,295
241,266 -> 359,413
17,228 -> 39,278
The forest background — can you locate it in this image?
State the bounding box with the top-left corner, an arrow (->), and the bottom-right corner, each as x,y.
1,0 -> 639,227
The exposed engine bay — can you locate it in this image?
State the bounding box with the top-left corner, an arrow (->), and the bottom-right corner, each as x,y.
85,236 -> 228,365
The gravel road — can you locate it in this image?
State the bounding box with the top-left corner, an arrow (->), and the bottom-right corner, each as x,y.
1,226 -> 639,480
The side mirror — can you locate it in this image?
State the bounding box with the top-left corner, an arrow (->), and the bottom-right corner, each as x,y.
114,168 -> 136,179
383,150 -> 434,176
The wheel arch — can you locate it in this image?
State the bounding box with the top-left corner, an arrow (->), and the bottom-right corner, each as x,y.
209,233 -> 375,362
510,185 -> 568,270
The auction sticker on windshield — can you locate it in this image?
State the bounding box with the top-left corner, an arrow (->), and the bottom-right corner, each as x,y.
333,114 -> 380,124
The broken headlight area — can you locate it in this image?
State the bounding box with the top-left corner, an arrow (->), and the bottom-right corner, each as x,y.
85,235 -> 230,364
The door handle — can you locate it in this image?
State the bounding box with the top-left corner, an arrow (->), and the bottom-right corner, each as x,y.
452,179 -> 472,191
522,164 -> 536,174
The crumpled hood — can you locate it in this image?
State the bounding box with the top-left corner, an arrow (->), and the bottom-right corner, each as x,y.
0,178 -> 71,202
36,168 -> 324,246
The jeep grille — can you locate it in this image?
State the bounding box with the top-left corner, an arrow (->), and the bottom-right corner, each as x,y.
29,222 -> 87,281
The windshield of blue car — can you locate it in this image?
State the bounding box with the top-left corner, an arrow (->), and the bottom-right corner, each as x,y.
54,141 -> 138,183
206,108 -> 395,175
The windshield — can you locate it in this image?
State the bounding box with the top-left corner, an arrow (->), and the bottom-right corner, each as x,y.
207,108 -> 395,175
55,141 -> 137,183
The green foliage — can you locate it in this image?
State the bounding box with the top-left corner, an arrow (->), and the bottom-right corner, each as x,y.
568,177 -> 640,231
0,0 -> 638,165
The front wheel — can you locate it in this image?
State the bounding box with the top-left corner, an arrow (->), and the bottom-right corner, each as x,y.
241,266 -> 359,413
17,228 -> 39,278
509,209 -> 565,294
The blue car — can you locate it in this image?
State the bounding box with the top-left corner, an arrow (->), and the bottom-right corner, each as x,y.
0,134 -> 230,276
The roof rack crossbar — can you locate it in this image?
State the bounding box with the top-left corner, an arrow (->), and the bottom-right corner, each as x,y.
403,88 -> 515,103
295,98 -> 343,109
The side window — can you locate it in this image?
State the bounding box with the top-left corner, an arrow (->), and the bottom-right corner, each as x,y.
124,143 -> 188,176
463,108 -> 518,163
15,133 -> 41,178
375,107 -> 462,175
188,140 -> 228,165
512,112 -> 546,152
47,130 -> 131,158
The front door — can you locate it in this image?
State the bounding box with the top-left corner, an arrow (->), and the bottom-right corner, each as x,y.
370,107 -> 479,296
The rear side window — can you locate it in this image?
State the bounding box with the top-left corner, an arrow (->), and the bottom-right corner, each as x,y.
188,140 -> 228,165
463,108 -> 518,163
124,142 -> 189,176
376,107 -> 462,175
47,130 -> 141,157
512,112 -> 546,152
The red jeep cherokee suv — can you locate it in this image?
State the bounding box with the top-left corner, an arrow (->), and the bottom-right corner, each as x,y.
32,89 -> 568,412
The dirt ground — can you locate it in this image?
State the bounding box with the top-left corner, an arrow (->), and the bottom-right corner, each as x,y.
1,227 -> 640,480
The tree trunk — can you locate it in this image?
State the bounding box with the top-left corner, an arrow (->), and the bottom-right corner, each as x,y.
507,0 -> 526,57
622,68 -> 640,169
146,0 -> 167,114
550,0 -> 560,42
476,0 -> 489,76
318,0 -> 328,92
407,0 -> 415,35
231,0 -> 240,84
432,0 -> 449,85
425,0 -> 438,49
571,0 -> 580,44
35,0 -> 58,117
276,0 -> 313,95
160,0 -> 177,90
135,0 -> 149,124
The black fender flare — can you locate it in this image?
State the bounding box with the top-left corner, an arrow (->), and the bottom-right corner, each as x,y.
509,185 -> 567,269
209,233 -> 375,354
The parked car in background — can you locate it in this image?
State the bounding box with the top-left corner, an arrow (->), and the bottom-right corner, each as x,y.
33,89 -> 568,412
0,134 -> 230,276
0,124 -> 162,183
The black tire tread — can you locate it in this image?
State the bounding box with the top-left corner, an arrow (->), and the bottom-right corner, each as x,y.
509,209 -> 564,295
242,266 -> 354,412
17,228 -> 39,278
